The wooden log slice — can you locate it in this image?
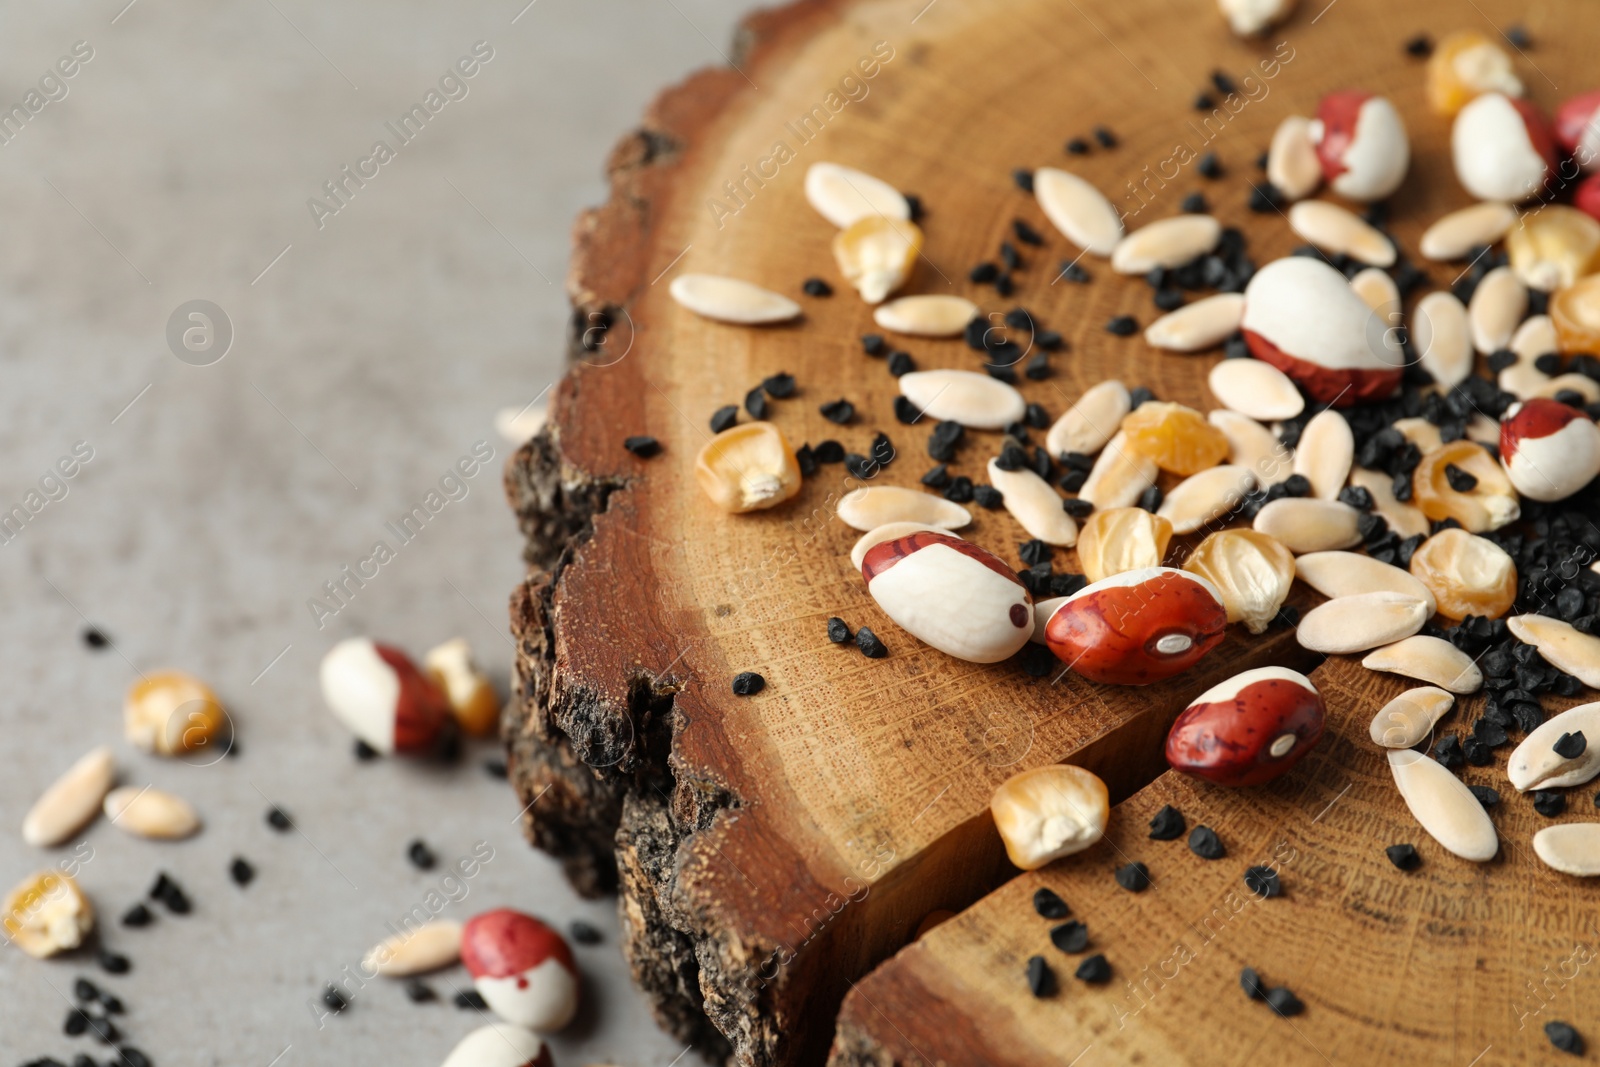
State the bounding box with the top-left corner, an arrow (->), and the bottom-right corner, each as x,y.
503,0 -> 1597,1063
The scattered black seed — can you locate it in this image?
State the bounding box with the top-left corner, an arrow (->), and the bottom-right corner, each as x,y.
1020,643 -> 1057,677
1385,843 -> 1421,871
827,617 -> 852,643
1058,260 -> 1092,284
894,396 -> 922,425
1180,191 -> 1208,215
1032,887 -> 1069,920
1148,805 -> 1186,840
920,464 -> 949,489
75,977 -> 100,1002
120,904 -> 152,928
1473,718 -> 1508,748
1434,734 -> 1465,769
1444,463 -> 1477,492
119,1049 -> 152,1067
1129,386 -> 1155,408
1012,219 -> 1044,246
1188,826 -> 1225,860
1404,33 -> 1433,57
98,950 -> 129,975
1210,69 -> 1237,95
1194,91 -> 1215,110
149,873 -> 189,914
229,857 -> 255,887
762,372 -> 796,398
744,387 -> 768,420
100,994 -> 123,1014
904,193 -> 924,221
406,839 -> 437,871
1533,790 -> 1567,817
266,807 -> 292,831
82,627 -> 110,650
1243,865 -> 1281,898
1137,484 -> 1163,513
1093,126 -> 1117,148
1000,242 -> 1023,272
710,405 -> 739,434
1065,137 -> 1090,155
1025,954 -> 1055,997
72,1053 -> 100,1067
1050,920 -> 1089,953
861,333 -> 887,356
1154,287 -> 1185,311
994,274 -> 1015,297
731,672 -> 766,696
353,739 -> 379,761
569,919 -> 602,945
943,476 -> 974,503
404,978 -> 437,1003
623,435 -> 661,458
1248,183 -> 1284,213
65,1008 -> 89,1036
1115,862 -> 1151,892
973,485 -> 1003,509
1061,498 -> 1093,519
454,990 -> 489,1010
801,277 -> 832,297
1105,315 -> 1137,336
1012,168 -> 1035,193
1463,735 -> 1492,766
1019,539 -> 1051,567
87,1016 -> 118,1043
1074,953 -> 1112,984
1546,1021 -> 1585,1055
1241,967 -> 1265,1000
1469,784 -> 1500,809
1555,731 -> 1587,759
856,628 -> 888,659
482,758 -> 508,780
887,351 -> 914,377
1338,485 -> 1374,510
820,399 -> 855,424
1266,986 -> 1305,1017
1505,24 -> 1532,48
1197,152 -> 1223,179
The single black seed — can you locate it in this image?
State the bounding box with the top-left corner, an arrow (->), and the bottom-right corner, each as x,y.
1555,730 -> 1588,758
1013,219 -> 1044,246
1404,33 -> 1433,57
710,405 -> 739,434
1533,790 -> 1567,817
1058,261 -> 1091,284
1061,498 -> 1093,520
1463,736 -> 1493,766
1025,352 -> 1051,380
1094,126 -> 1117,148
1486,348 -> 1518,372
1266,986 -> 1305,1017
454,990 -> 489,1010
762,372 -> 796,398
119,1049 -> 153,1067
820,399 -> 855,424
1129,387 -> 1156,408
973,485 -> 1004,509
1065,137 -> 1090,155
1469,784 -> 1500,809
801,277 -> 832,297
482,759 -> 508,780
88,1016 -> 119,1043
353,739 -> 379,761
1210,69 -> 1237,95
1075,953 -> 1112,984
229,857 -> 255,887
1188,825 -> 1225,860
920,464 -> 949,488
827,617 -> 852,643
82,627 -> 110,650
943,476 -> 974,503
1115,862 -> 1151,892
72,1052 -> 100,1067
861,333 -> 887,356
1000,242 -> 1022,271
1012,168 -> 1034,193
404,978 -> 437,1003
1281,473 -> 1312,497
120,904 -> 152,928
1473,718 -> 1508,748
1546,1020 -> 1585,1055
1249,183 -> 1284,213
1137,484 -> 1163,512
887,351 -> 914,377
969,261 -> 999,284
1032,887 -> 1070,920
856,628 -> 888,659
1385,843 -> 1420,871
894,396 -> 922,424
1505,24 -> 1532,48
1035,329 -> 1064,351
406,840 -> 437,870
731,672 -> 766,696
1020,644 -> 1056,677
1154,287 -> 1185,311
266,806 -> 292,831
100,994 -> 123,1014
1338,485 -> 1374,510
1148,805 -> 1186,840
569,919 -> 602,945
1256,151 -> 1269,169
1105,315 -> 1137,336
904,193 -> 923,221
1241,967 -> 1265,1000
1180,191 -> 1207,214
1197,152 -> 1222,179
1194,91 -> 1215,110
1025,955 -> 1054,997
65,1008 -> 89,1036
1019,539 -> 1052,567
623,435 -> 661,458
75,977 -> 100,1002
1444,463 -> 1478,492
1243,865 -> 1281,898
98,950 -> 130,975
1050,920 -> 1089,953
744,387 -> 768,420
1004,307 -> 1034,332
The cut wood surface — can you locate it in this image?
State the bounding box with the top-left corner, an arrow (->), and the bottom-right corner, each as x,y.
831,656 -> 1600,1067
502,0 -> 1600,1063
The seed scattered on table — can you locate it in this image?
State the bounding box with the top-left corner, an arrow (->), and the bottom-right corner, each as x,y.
454,989 -> 489,1010
709,405 -> 738,434
120,903 -> 153,928
1025,954 -> 1054,997
1555,731 -> 1588,759
149,872 -> 190,915
407,839 -> 437,870
1266,986 -> 1305,1016
1533,790 -> 1567,817
1188,825 -> 1226,859
802,277 -> 832,297
1074,953 -> 1112,983
731,672 -> 766,696
1106,315 -> 1138,336
98,949 -> 130,975
1469,784 -> 1500,809
1243,866 -> 1281,898
1241,967 -> 1265,1000
1546,1021 -> 1585,1056
569,919 -> 602,946
405,978 -> 437,1003
1050,921 -> 1089,953
229,857 -> 255,887
1115,862 -> 1151,892
1032,887 -> 1069,920
820,399 -> 855,424
623,435 -> 661,458
82,626 -> 109,650
855,628 -> 888,659
1148,805 -> 1186,840
323,984 -> 349,1013
827,618 -> 852,643
1385,843 -> 1421,871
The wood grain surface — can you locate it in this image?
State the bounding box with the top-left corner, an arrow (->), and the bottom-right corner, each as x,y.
502,0 -> 1600,1063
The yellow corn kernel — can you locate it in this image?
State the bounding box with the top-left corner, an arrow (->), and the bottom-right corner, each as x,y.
1412,440 -> 1520,532
1427,31 -> 1523,116
1076,507 -> 1173,584
1552,274 -> 1600,356
1507,207 -> 1600,293
833,216 -> 922,304
694,421 -> 802,513
1183,529 -> 1295,634
3,869 -> 94,959
124,670 -> 227,757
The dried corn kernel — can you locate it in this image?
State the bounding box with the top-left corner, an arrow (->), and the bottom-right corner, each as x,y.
1506,206 -> 1600,292
3,870 -> 93,959
124,670 -> 227,757
990,764 -> 1108,870
833,216 -> 922,304
694,421 -> 802,513
1183,529 -> 1295,634
1409,528 -> 1518,620
425,639 -> 500,737
1076,507 -> 1172,584
1552,273 -> 1600,355
1412,440 -> 1520,532
1120,402 -> 1230,475
1427,31 -> 1523,116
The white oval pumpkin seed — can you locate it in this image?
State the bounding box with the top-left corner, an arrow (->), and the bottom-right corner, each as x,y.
898,370 -> 1025,430
23,747 -> 115,848
1143,293 -> 1245,352
1506,700 -> 1600,791
1533,823 -> 1600,877
1287,201 -> 1396,267
1411,291 -> 1473,389
1111,215 -> 1222,274
1046,380 -> 1130,458
837,486 -> 971,533
1033,168 -> 1123,256
103,785 -> 201,839
668,274 -> 801,324
1157,464 -> 1256,535
1295,592 -> 1430,653
1362,635 -> 1483,693
1079,432 -> 1158,510
1507,615 -> 1600,688
1369,686 -> 1456,748
1267,116 -> 1322,202
1295,551 -> 1436,612
804,162 -> 911,229
1350,267 -> 1400,317
987,460 -> 1078,546
1291,409 -> 1353,500
1207,359 -> 1305,421
873,295 -> 979,337
1467,266 -> 1527,354
1419,201 -> 1518,261
1251,498 -> 1362,554
849,522 -> 963,570
1511,314 -> 1559,364
1207,410 -> 1294,483
1387,749 -> 1498,862
364,919 -> 463,976
1499,358 -> 1552,400
1349,468 -> 1431,539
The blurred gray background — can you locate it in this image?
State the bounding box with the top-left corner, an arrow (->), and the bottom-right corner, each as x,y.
0,1 -> 753,1063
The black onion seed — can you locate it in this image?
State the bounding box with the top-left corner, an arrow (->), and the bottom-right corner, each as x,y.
1012,169 -> 1035,193
1012,219 -> 1044,246
1105,315 -> 1137,336
1148,805 -> 1185,840
1243,865 -> 1281,898
1188,825 -> 1225,860
856,628 -> 888,659
1469,785 -> 1500,809
1533,790 -> 1567,818
1265,986 -> 1304,1016
861,334 -> 887,356
820,399 -> 855,424
887,351 -> 914,377
1093,126 -> 1117,148
730,672 -> 766,696
1074,953 -> 1112,983
1546,1021 -> 1585,1055
1197,152 -> 1222,179
969,262 -> 999,283
65,1008 -> 89,1036
82,627 -> 110,650
1050,921 -> 1089,953
1555,731 -> 1587,759
120,903 -> 153,928
406,840 -> 436,870
229,857 -> 255,887
709,405 -> 738,434
1404,33 -> 1433,57
1025,954 -> 1054,996
569,919 -> 602,945
405,978 -> 437,1003
266,807 -> 292,831
1065,138 -> 1090,155
762,372 -> 796,398
1385,843 -> 1421,871
623,435 -> 661,458
482,759 -> 508,779
1032,887 -> 1069,920
827,617 -> 852,643
1241,967 -> 1265,1000
98,950 -> 130,975
454,990 -> 489,1010
801,277 -> 832,297
744,387 -> 768,420
353,739 -> 380,761
1114,862 -> 1151,892
75,977 -> 100,1001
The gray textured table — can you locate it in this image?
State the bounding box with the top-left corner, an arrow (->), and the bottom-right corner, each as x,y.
0,1 -> 751,1063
